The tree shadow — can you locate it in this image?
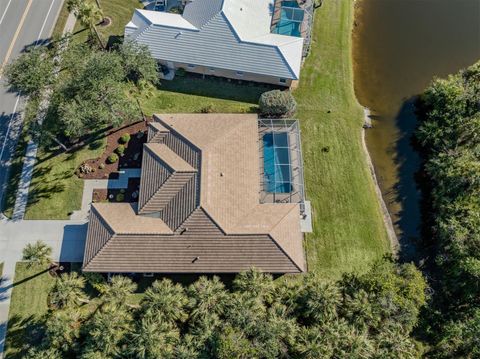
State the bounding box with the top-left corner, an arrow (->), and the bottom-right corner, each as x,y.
391,97 -> 423,263
156,73 -> 275,104
2,314 -> 46,359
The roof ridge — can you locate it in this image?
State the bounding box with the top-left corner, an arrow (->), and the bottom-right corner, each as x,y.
82,206 -> 116,271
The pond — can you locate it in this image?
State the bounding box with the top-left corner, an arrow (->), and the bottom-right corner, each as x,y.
352,0 -> 480,261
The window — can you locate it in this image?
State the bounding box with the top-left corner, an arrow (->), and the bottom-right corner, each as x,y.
279,78 -> 287,84
236,71 -> 244,77
187,64 -> 196,68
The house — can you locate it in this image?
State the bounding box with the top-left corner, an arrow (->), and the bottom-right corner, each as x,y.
124,0 -> 312,87
82,114 -> 308,274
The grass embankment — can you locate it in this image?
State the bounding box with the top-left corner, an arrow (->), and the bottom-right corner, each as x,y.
4,263 -> 56,359
295,0 -> 390,278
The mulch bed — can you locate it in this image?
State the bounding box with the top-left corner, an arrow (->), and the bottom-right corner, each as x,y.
78,121 -> 149,180
92,178 -> 141,204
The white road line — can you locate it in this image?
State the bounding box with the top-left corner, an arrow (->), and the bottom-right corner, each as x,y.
0,0 -> 13,26
36,0 -> 56,46
0,95 -> 19,161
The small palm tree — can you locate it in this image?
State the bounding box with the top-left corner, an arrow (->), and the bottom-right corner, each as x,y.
49,272 -> 87,309
99,275 -> 137,307
22,240 -> 53,268
141,279 -> 189,323
67,0 -> 105,48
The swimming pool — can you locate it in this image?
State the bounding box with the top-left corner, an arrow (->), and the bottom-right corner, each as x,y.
273,2 -> 304,37
263,132 -> 292,193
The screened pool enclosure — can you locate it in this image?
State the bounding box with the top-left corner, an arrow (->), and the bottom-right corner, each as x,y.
258,119 -> 306,210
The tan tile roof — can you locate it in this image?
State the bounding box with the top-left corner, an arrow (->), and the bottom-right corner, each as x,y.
93,203 -> 172,234
145,143 -> 196,172
83,114 -> 305,273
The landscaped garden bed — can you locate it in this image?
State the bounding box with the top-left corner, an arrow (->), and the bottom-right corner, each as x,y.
77,121 -> 148,180
92,178 -> 141,203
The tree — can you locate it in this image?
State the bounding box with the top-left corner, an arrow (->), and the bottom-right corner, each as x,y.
55,47 -> 138,137
67,0 -> 105,48
45,308 -> 82,353
22,240 -> 53,268
141,278 -> 189,323
128,318 -> 180,359
98,275 -> 137,307
49,272 -> 86,309
2,46 -> 54,97
259,90 -> 297,118
82,305 -> 133,357
117,41 -> 159,85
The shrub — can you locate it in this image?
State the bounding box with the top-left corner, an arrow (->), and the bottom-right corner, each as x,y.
116,193 -> 125,202
200,104 -> 215,113
119,133 -> 131,144
259,90 -> 297,117
107,153 -> 119,164
98,163 -> 105,170
115,145 -> 125,156
176,67 -> 186,77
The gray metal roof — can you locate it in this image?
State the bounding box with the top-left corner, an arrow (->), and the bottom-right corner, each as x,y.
125,0 -> 303,79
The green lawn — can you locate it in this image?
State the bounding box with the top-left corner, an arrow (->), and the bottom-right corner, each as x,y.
50,0 -> 70,39
4,263 -> 56,359
141,76 -> 268,115
72,0 -> 143,46
23,139 -> 106,220
294,0 -> 390,278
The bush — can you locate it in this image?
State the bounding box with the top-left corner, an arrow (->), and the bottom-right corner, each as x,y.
176,67 -> 186,77
116,193 -> 125,202
259,90 -> 296,117
98,163 -> 105,170
200,104 -> 215,113
119,133 -> 131,144
107,153 -> 119,164
115,145 -> 125,156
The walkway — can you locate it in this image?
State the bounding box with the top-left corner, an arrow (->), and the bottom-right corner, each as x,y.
0,10 -> 78,358
11,11 -> 77,221
70,168 -> 141,220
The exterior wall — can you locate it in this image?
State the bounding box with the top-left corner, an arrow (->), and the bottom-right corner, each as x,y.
159,60 -> 292,87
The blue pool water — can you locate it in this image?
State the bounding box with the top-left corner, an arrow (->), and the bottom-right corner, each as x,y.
263,132 -> 292,193
273,2 -> 304,37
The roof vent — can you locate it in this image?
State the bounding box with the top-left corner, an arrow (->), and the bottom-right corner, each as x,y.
192,256 -> 200,263
220,172 -> 224,177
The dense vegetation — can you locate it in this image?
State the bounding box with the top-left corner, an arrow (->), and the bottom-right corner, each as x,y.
416,61 -> 480,357
22,259 -> 426,359
3,39 -> 157,142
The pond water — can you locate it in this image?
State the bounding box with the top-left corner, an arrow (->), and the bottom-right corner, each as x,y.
352,0 -> 480,261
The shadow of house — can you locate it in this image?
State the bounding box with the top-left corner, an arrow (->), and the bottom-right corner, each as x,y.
59,223 -> 88,263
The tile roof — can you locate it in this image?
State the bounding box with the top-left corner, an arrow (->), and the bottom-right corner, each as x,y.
83,114 -> 306,273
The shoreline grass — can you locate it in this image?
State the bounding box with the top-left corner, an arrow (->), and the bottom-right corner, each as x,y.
294,0 -> 389,278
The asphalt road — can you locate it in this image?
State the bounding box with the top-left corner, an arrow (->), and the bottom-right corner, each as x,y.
0,0 -> 63,208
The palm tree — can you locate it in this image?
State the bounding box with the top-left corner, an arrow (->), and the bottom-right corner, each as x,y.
233,268 -> 275,303
22,240 -> 53,268
141,278 -> 189,323
128,317 -> 180,358
67,0 -> 105,49
187,276 -> 229,323
49,272 -> 87,309
99,275 -> 137,307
